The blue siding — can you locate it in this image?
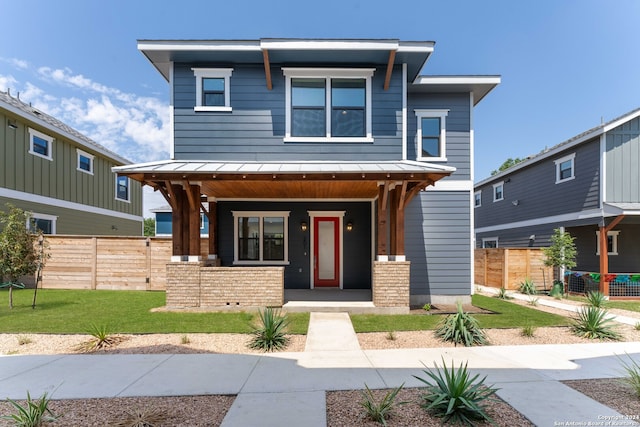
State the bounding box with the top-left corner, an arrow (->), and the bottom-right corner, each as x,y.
173,63 -> 404,161
154,211 -> 208,235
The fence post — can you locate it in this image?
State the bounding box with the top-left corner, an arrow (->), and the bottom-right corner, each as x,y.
91,237 -> 97,290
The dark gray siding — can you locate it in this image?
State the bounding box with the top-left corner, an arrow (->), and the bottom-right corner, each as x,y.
406,191 -> 471,297
474,139 -> 601,229
407,93 -> 471,180
475,224 -> 556,248
569,222 -> 640,273
606,117 -> 640,202
173,63 -> 404,161
217,201 -> 371,289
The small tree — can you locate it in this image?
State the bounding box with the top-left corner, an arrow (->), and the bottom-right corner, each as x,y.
0,205 -> 47,308
144,218 -> 156,237
543,228 -> 577,286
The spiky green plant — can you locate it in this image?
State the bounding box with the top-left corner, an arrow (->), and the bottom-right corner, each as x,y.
618,354 -> 640,398
359,383 -> 405,426
77,323 -> 123,352
422,303 -> 431,311
180,335 -> 191,344
248,307 -> 290,352
571,306 -> 621,341
521,324 -> 536,337
518,278 -> 537,295
635,322 -> 640,331
585,290 -> 607,308
414,358 -> 498,426
434,303 -> 488,347
527,296 -> 539,306
495,287 -> 512,300
385,331 -> 396,341
112,407 -> 167,427
2,391 -> 58,427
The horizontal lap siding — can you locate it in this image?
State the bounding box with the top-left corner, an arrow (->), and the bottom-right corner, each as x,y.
606,117 -> 640,202
173,64 -> 403,161
406,191 -> 471,296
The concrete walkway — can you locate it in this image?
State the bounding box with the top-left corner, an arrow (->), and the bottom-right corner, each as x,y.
2,308 -> 640,426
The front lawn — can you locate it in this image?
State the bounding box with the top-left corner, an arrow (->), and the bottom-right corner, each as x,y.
567,295 -> 640,313
0,289 -> 309,334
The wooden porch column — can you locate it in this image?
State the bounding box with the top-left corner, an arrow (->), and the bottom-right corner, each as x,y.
377,183 -> 390,259
180,187 -> 190,257
389,186 -> 398,256
599,214 -> 625,296
395,182 -> 408,257
170,184 -> 184,259
186,184 -> 201,261
208,201 -> 218,259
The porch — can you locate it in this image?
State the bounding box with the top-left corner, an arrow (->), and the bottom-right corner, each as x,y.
283,289 -> 406,314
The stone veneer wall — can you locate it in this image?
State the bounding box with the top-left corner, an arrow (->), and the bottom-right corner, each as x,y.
166,262 -> 284,309
372,261 -> 410,310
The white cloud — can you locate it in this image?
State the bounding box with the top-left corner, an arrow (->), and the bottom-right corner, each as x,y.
0,74 -> 18,92
0,57 -> 28,70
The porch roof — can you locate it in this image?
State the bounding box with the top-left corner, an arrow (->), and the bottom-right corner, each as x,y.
603,202 -> 640,216
114,160 -> 455,199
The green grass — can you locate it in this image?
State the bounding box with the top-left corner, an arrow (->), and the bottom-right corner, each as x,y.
351,294 -> 570,333
0,289 -> 309,334
567,295 -> 640,313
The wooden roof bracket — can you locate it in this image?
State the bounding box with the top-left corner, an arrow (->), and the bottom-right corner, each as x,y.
262,49 -> 273,90
160,180 -> 177,210
605,214 -> 625,232
182,180 -> 199,211
383,50 -> 397,91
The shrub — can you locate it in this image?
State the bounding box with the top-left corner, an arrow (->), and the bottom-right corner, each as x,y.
571,306 -> 621,341
2,391 -> 57,427
518,278 -> 537,295
17,336 -> 32,346
521,324 -> 536,337
112,407 -> 167,427
585,290 -> 607,308
422,303 -> 431,311
414,358 -> 498,426
248,307 -> 290,352
180,335 -> 191,344
618,354 -> 640,398
434,303 -> 488,347
635,322 -> 640,331
385,331 -> 396,341
77,323 -> 123,352
495,287 -> 512,300
527,296 -> 539,306
359,383 -> 405,426
549,280 -> 564,298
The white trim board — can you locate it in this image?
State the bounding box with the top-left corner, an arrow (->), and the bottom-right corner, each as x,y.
475,208 -> 603,234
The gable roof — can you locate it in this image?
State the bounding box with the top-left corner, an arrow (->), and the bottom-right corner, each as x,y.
0,90 -> 132,165
475,107 -> 640,187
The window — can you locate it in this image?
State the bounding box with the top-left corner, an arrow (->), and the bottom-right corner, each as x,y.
233,211 -> 289,265
77,149 -> 94,174
415,110 -> 448,161
192,68 -> 233,112
482,238 -> 498,248
474,191 -> 482,208
283,68 -> 374,142
596,230 -> 620,255
28,213 -> 57,235
28,128 -> 53,160
115,175 -> 130,202
555,153 -> 575,183
493,181 -> 504,202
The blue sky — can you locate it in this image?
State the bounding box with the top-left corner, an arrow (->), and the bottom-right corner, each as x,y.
2,0 -> 639,217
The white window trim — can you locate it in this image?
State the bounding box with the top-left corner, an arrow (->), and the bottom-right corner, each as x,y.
482,237 -> 498,248
415,109 -> 448,161
27,212 -> 58,235
28,127 -> 53,161
232,211 -> 290,265
595,230 -> 620,256
283,67 -> 374,143
474,190 -> 482,208
115,175 -> 130,203
76,148 -> 94,175
192,68 -> 233,112
493,181 -> 504,202
555,153 -> 576,184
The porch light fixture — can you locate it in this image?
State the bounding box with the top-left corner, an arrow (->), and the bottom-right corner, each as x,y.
300,221 -> 308,232
346,221 -> 353,232
511,200 -> 519,206
7,120 -> 17,129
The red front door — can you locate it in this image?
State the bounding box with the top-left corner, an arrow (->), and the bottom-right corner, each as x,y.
314,217 -> 340,287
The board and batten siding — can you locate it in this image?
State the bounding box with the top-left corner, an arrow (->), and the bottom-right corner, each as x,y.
474,139 -> 601,229
172,63 -> 404,161
406,92 -> 471,179
405,190 -> 472,300
606,116 -> 640,203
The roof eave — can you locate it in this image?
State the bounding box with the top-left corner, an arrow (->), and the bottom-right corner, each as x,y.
411,75 -> 501,105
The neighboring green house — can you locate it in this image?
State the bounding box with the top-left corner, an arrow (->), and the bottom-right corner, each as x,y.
0,90 -> 143,235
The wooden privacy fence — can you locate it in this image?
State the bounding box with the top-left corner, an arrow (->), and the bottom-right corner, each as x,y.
40,236 -> 210,291
474,248 -> 554,291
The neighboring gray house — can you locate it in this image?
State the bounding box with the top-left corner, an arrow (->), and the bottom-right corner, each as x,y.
474,108 -> 640,297
115,38 -> 500,310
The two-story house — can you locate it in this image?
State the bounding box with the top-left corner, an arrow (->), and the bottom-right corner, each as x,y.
474,108 -> 640,297
1,90 -> 143,235
115,38 -> 500,311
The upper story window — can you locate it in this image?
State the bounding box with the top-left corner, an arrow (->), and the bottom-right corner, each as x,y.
192,68 -> 233,112
28,128 -> 53,161
555,153 -> 575,184
283,68 -> 374,143
77,149 -> 94,175
596,230 -> 620,256
115,174 -> 130,202
493,181 -> 504,202
474,191 -> 482,208
415,109 -> 448,161
233,211 -> 290,265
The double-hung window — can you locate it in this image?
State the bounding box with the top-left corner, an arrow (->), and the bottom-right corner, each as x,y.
474,191 -> 482,208
493,181 -> 504,202
284,68 -> 374,142
77,149 -> 94,174
28,128 -> 53,160
192,68 -> 233,112
555,153 -> 575,183
115,174 -> 130,202
233,211 -> 289,265
415,110 -> 448,161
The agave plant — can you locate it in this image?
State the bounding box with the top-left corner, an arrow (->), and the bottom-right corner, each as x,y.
359,383 -> 405,426
571,306 -> 621,341
518,277 -> 537,295
414,358 -> 498,426
77,323 -> 123,353
495,287 -> 512,300
434,302 -> 488,347
585,290 -> 607,308
248,307 -> 290,352
2,391 -> 58,427
618,354 -> 640,398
